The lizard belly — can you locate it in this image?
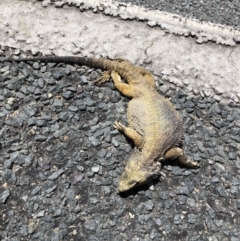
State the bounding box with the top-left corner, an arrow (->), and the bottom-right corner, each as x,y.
127,98 -> 148,137
127,93 -> 183,157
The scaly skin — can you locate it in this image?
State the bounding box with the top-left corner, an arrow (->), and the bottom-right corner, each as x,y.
4,56 -> 200,192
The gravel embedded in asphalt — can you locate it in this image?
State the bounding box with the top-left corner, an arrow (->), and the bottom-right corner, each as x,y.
0,57 -> 240,240
116,0 -> 240,28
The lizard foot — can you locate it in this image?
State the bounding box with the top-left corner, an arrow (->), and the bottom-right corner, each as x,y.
93,70 -> 111,85
185,160 -> 200,168
178,156 -> 200,168
113,121 -> 125,132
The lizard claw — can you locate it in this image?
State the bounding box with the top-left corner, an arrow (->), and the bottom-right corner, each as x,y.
113,121 -> 125,131
159,171 -> 166,178
92,70 -> 111,85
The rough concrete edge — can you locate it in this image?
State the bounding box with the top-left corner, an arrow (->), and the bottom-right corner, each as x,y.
1,0 -> 239,105
44,0 -> 240,46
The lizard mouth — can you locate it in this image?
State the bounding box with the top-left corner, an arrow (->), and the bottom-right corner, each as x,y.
118,175 -> 154,192
118,185 -> 131,193
118,181 -> 137,193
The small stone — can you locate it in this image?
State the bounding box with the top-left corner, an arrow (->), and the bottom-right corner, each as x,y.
187,198 -> 196,207
173,214 -> 183,224
53,209 -> 62,217
76,166 -> 84,172
229,152 -> 237,160
112,138 -> 119,147
4,159 -> 13,169
172,166 -> 182,175
59,112 -> 69,121
89,197 -> 98,204
235,159 -> 240,169
62,90 -> 74,100
188,213 -> 198,224
89,71 -> 99,80
80,75 -> 88,84
34,135 -> 47,142
28,219 -> 39,234
84,220 -> 96,231
48,169 -> 64,180
50,123 -> 60,132
42,216 -> 52,224
177,195 -> 187,204
37,78 -> 45,88
69,106 -> 78,112
185,100 -> 195,108
51,68 -> 64,80
91,166 -> 100,173
86,171 -> 94,178
53,98 -> 63,108
34,210 -> 45,218
31,186 -> 41,195
73,173 -> 84,184
144,200 -> 154,211
88,136 -> 101,147
0,189 -> 10,203
216,185 -> 227,197
155,218 -> 163,226
75,99 -> 86,110
36,119 -> 46,127
214,163 -> 225,173
85,97 -> 95,107
177,186 -> 190,196
236,199 -> 240,209
45,185 -> 57,194
103,186 -> 111,195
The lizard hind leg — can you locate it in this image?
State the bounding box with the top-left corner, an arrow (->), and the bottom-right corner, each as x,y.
114,121 -> 143,147
164,147 -> 200,168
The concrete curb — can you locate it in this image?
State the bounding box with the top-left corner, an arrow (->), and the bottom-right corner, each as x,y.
1,0 -> 239,102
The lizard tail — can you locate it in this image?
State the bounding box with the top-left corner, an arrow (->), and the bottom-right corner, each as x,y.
3,56 -> 140,83
5,56 -> 118,71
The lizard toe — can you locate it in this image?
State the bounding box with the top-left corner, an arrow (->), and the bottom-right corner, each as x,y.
113,121 -> 119,129
188,160 -> 200,168
114,121 -> 124,131
194,162 -> 200,168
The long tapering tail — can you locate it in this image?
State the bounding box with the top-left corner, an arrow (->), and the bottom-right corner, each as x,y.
3,56 -> 117,70
2,55 -> 141,83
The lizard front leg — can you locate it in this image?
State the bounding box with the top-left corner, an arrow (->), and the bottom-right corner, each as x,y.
111,71 -> 135,98
164,147 -> 200,168
114,121 -> 143,147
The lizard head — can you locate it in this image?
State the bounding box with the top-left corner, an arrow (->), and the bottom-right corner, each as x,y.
118,150 -> 161,192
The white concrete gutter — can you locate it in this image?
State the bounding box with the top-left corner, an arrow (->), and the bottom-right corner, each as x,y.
0,0 -> 239,102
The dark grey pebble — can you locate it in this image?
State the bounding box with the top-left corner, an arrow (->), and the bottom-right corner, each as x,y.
0,189 -> 10,203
